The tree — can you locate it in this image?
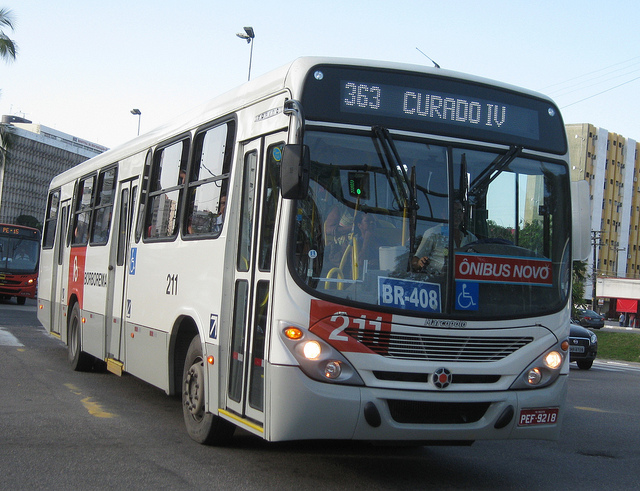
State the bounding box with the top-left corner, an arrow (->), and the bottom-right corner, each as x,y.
0,114 -> 15,164
572,260 -> 588,316
16,214 -> 41,230
1,8 -> 18,164
0,8 -> 17,62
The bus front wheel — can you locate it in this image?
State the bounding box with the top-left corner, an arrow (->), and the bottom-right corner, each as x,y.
182,336 -> 235,445
68,303 -> 93,371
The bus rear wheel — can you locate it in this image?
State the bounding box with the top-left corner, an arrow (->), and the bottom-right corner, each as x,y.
68,303 -> 93,371
182,336 -> 235,445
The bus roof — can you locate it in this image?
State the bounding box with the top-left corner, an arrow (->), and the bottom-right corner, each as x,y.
49,57 -> 558,187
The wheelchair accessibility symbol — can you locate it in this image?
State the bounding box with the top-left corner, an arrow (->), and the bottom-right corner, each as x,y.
455,281 -> 479,311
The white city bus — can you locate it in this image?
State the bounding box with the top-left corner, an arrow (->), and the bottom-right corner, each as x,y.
38,57 -> 589,445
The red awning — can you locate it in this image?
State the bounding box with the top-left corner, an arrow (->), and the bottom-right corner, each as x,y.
616,298 -> 638,313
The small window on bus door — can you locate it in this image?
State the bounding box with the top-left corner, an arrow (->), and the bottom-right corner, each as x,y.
72,175 -> 96,246
258,142 -> 283,271
43,189 -> 60,249
144,138 -> 189,240
184,121 -> 235,238
135,151 -> 152,243
90,166 -> 118,245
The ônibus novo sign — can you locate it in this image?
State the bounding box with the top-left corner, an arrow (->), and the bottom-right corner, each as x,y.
455,253 -> 552,286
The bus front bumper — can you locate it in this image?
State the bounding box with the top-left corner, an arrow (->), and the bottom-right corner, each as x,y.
267,364 -> 567,443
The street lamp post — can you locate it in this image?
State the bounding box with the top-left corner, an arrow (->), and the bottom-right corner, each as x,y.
236,26 -> 255,81
591,230 -> 604,311
130,108 -> 141,136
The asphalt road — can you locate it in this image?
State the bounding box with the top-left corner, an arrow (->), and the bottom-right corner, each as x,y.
1,298 -> 639,490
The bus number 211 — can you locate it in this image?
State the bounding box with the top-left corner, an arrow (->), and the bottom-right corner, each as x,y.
166,274 -> 179,295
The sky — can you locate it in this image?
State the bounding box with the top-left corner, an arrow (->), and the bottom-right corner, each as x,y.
1,0 -> 639,149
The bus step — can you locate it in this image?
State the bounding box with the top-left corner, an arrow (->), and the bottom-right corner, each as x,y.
106,358 -> 124,376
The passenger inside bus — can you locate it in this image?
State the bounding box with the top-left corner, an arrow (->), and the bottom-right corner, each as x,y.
213,195 -> 226,234
352,212 -> 396,270
411,199 -> 477,273
323,204 -> 355,267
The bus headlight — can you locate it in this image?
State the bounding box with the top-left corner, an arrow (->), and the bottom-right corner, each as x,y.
302,340 -> 321,360
324,361 -> 342,379
280,323 -> 364,386
511,343 -> 565,389
527,368 -> 542,385
544,351 -> 563,370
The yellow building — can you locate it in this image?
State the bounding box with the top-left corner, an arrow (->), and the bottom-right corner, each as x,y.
566,123 -> 640,306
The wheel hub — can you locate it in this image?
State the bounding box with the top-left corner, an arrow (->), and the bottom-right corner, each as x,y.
184,359 -> 205,417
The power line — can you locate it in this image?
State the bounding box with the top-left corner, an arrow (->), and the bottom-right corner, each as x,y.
551,66 -> 640,98
560,76 -> 640,108
540,55 -> 640,92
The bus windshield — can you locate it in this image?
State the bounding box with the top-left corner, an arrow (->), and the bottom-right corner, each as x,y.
291,128 -> 571,319
0,234 -> 40,274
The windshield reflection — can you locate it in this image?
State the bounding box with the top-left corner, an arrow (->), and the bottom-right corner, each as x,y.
292,129 -> 571,319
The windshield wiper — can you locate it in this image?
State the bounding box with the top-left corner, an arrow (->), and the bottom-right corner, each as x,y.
469,145 -> 522,196
371,126 -> 418,210
371,126 -> 419,263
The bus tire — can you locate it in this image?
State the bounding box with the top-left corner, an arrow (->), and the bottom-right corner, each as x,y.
182,336 -> 235,445
16,297 -> 26,305
68,303 -> 93,371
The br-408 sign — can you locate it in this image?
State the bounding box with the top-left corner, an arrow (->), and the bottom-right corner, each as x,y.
378,276 -> 441,313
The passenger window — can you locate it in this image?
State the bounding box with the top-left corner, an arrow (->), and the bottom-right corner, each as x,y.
72,176 -> 95,245
90,166 -> 117,245
43,189 -> 60,249
184,122 -> 235,237
145,138 -> 189,239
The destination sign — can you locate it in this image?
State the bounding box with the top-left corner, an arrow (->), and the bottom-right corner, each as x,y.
341,80 -> 540,141
1,225 -> 40,239
301,65 -> 567,154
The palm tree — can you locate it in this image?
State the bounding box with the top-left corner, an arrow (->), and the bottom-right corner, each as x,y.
1,121 -> 14,164
0,8 -> 17,62
1,8 -> 18,172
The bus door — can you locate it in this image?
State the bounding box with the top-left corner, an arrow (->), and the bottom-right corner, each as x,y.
105,178 -> 138,373
51,201 -> 70,336
226,134 -> 283,425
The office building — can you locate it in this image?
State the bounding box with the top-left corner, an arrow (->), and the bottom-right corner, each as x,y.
0,115 -> 107,224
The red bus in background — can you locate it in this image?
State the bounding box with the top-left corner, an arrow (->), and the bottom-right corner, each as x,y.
0,223 -> 41,304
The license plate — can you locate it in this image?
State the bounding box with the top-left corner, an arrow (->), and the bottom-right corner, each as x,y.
570,345 -> 585,353
518,407 -> 559,426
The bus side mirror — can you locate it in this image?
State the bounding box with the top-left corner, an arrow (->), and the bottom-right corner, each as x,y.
280,144 -> 310,199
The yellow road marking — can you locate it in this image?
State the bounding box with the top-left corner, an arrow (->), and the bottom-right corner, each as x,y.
575,406 -> 611,413
64,383 -> 116,418
81,396 -> 116,418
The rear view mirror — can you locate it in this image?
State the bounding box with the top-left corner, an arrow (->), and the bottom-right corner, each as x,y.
280,144 -> 310,199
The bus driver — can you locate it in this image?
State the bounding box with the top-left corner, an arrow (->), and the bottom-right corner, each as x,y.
411,200 -> 476,273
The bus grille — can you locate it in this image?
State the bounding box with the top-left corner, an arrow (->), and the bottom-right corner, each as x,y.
387,400 -> 491,424
345,329 -> 533,362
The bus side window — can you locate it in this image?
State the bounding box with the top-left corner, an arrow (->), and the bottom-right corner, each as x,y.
43,189 -> 60,249
72,175 -> 95,246
144,138 -> 189,239
184,121 -> 235,237
90,166 -> 118,245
